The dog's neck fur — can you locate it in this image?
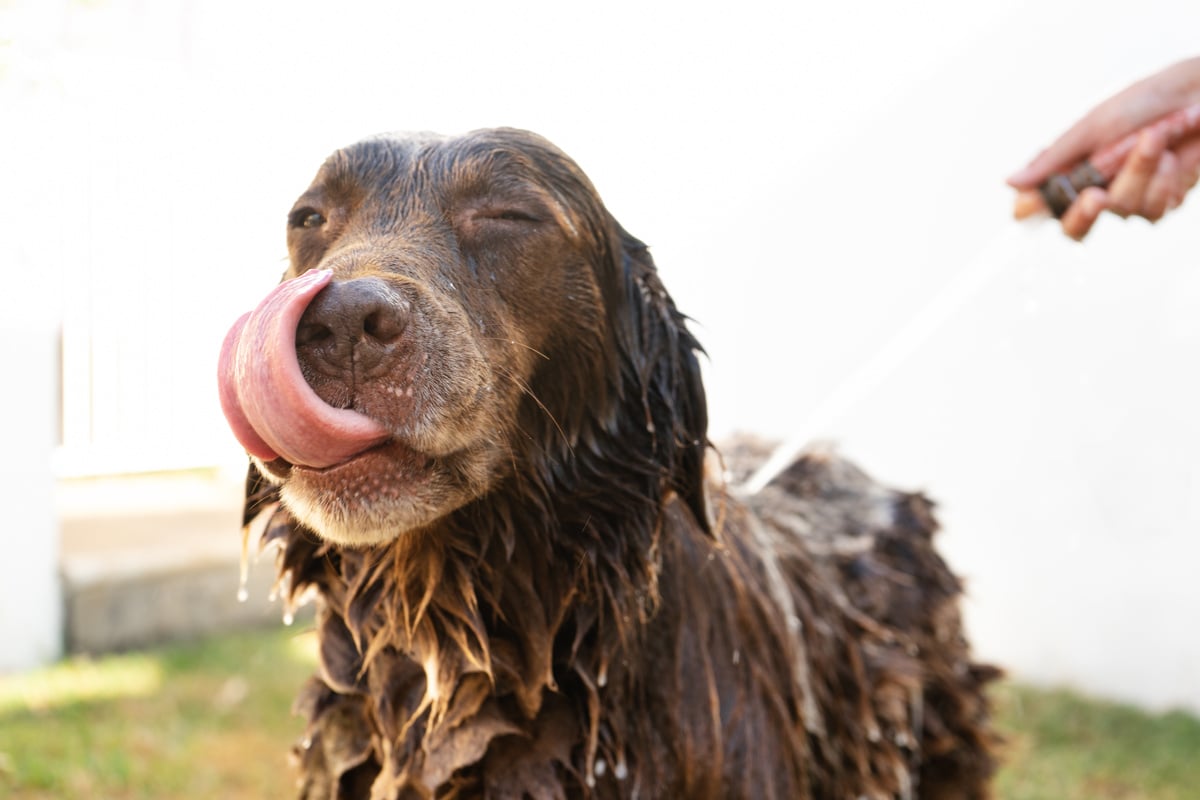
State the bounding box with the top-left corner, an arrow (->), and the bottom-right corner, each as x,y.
256,376 -> 697,794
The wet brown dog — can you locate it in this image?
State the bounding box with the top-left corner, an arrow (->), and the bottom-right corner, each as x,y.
219,128 -> 998,799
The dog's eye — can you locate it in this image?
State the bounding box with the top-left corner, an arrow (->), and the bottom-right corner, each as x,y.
290,209 -> 326,229
455,204 -> 547,237
480,209 -> 540,223
496,210 -> 538,222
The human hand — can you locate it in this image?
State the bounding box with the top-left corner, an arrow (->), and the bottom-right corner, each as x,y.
1007,57 -> 1200,240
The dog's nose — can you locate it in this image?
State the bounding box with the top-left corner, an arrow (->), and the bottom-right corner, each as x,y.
296,276 -> 409,377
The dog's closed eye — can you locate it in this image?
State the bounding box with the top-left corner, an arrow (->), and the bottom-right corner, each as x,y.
466,206 -> 544,224
454,205 -> 551,244
481,209 -> 541,222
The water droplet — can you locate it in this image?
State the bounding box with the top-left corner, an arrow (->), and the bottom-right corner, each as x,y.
594,758 -> 607,777
283,610 -> 295,626
238,525 -> 251,603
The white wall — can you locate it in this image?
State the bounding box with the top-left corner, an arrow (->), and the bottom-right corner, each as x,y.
5,0 -> 1199,707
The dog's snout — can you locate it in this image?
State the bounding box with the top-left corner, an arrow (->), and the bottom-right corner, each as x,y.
296,276 -> 409,377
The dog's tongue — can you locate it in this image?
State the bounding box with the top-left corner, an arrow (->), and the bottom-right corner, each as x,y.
217,269 -> 390,468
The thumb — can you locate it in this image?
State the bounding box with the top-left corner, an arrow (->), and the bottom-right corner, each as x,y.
1007,124 -> 1107,189
1007,152 -> 1056,189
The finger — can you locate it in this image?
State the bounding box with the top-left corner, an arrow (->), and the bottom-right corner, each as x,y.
1171,132 -> 1200,189
1060,186 -> 1108,241
1149,131 -> 1200,211
1142,150 -> 1181,221
1013,188 -> 1049,220
1106,128 -> 1167,216
1142,130 -> 1200,211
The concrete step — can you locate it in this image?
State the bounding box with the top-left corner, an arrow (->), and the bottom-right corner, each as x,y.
57,469 -> 308,655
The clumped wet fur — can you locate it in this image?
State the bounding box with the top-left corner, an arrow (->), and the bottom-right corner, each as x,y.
239,128 -> 998,799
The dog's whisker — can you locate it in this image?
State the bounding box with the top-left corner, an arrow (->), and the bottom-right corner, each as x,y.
492,364 -> 574,456
480,336 -> 551,360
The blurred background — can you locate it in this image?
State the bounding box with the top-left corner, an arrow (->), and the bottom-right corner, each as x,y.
2,0 -> 1199,775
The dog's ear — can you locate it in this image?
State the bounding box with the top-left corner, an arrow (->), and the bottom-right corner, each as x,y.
610,226 -> 711,534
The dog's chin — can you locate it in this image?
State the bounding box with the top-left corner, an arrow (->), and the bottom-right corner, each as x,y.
281,491 -> 439,547
272,442 -> 488,548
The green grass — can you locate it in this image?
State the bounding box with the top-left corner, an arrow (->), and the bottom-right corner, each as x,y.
992,683 -> 1200,800
0,627 -> 318,800
1,629 -> 1198,799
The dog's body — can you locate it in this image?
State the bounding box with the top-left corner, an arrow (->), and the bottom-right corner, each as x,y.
219,129 -> 997,799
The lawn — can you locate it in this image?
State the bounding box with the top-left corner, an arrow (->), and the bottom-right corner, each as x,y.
1,627 -> 1198,799
0,627 -> 317,799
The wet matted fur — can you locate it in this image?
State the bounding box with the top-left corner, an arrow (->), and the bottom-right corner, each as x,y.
231,128 -> 999,799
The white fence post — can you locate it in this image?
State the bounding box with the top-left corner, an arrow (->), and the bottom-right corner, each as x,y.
0,317 -> 62,671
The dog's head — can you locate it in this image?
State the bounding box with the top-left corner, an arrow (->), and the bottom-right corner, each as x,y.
220,128 -> 708,546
